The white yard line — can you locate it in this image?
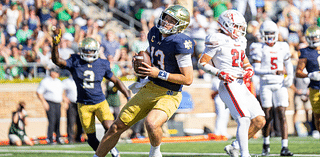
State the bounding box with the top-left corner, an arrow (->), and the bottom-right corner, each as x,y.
0,149 -> 320,156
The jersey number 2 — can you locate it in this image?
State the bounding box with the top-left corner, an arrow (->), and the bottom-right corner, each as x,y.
83,70 -> 95,88
231,49 -> 245,67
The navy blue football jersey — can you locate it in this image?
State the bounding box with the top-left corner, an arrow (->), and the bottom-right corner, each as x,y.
147,27 -> 195,91
300,47 -> 320,89
65,54 -> 114,104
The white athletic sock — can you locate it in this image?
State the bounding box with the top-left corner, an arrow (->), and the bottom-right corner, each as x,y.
282,139 -> 288,148
149,144 -> 162,157
263,136 -> 270,145
236,117 -> 250,156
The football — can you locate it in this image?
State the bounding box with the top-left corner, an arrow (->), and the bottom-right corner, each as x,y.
133,51 -> 151,78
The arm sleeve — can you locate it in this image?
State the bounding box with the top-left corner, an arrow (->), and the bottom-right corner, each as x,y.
284,58 -> 294,77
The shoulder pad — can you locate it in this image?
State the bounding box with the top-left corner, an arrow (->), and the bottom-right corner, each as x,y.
205,33 -> 227,48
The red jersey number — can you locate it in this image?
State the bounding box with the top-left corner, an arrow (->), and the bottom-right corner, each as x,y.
271,57 -> 278,70
231,49 -> 245,67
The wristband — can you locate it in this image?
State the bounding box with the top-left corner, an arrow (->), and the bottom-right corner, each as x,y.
158,70 -> 169,81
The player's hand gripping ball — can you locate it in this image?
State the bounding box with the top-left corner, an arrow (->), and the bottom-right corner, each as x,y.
133,51 -> 151,78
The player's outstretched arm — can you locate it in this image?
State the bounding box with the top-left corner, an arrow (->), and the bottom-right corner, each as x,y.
109,75 -> 131,100
51,27 -> 67,68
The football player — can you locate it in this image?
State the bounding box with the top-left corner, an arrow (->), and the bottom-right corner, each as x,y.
198,10 -> 266,157
250,20 -> 294,156
296,25 -> 320,141
94,5 -> 195,157
51,34 -> 131,157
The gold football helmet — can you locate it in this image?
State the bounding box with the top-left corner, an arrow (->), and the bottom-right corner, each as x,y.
79,37 -> 100,62
156,5 -> 190,34
305,25 -> 320,48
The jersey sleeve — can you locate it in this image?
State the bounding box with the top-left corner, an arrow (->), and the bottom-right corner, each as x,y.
299,48 -> 307,59
174,35 -> 195,55
282,42 -> 291,60
102,60 -> 114,79
65,54 -> 77,70
249,42 -> 262,61
203,33 -> 223,57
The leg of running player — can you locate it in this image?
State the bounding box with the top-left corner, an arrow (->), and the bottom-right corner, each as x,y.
145,109 -> 168,157
101,120 -> 121,156
277,106 -> 289,142
261,107 -> 272,155
102,120 -> 114,132
248,115 -> 266,139
95,118 -> 131,157
261,108 -> 272,139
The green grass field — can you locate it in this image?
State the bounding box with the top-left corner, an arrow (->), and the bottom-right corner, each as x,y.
0,136 -> 319,157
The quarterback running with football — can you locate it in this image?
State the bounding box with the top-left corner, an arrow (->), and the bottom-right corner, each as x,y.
94,5 -> 195,157
51,31 -> 131,157
198,10 -> 265,157
250,20 -> 294,156
296,25 -> 320,139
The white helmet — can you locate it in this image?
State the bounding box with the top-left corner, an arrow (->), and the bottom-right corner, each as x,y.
260,20 -> 279,46
305,25 -> 320,48
218,10 -> 247,39
79,37 -> 100,62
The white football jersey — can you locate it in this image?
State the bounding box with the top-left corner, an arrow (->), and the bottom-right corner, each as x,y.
250,42 -> 291,84
203,32 -> 247,77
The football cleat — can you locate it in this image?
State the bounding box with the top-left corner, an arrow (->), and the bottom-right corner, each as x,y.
224,144 -> 240,157
261,144 -> 270,156
110,147 -> 120,157
280,147 -> 293,156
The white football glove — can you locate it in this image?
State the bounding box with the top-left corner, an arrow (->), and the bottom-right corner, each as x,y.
308,71 -> 320,81
283,76 -> 293,87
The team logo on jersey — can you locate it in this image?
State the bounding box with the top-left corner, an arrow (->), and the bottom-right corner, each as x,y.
88,64 -> 92,68
151,36 -> 155,42
184,40 -> 192,49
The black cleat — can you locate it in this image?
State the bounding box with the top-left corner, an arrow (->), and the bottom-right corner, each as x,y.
280,147 -> 293,156
262,144 -> 270,156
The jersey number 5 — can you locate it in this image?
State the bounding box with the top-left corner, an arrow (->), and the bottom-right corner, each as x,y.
231,49 -> 245,67
271,57 -> 278,70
